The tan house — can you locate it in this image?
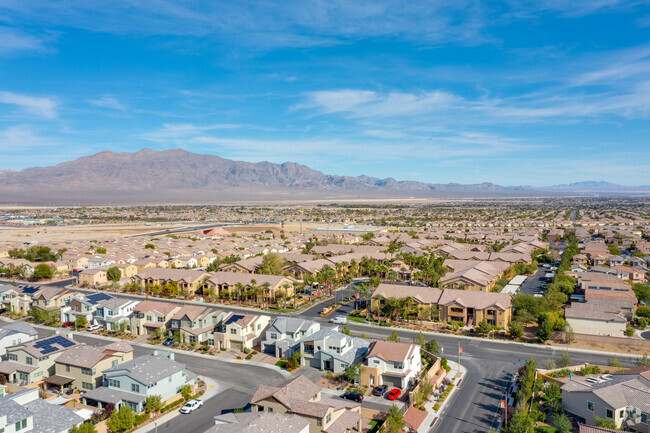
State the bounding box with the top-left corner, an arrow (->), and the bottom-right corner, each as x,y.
251,375 -> 362,433
78,268 -> 108,286
30,287 -> 76,312
130,300 -> 182,336
370,284 -> 442,314
132,268 -> 210,295
437,289 -> 512,328
203,272 -> 295,301
114,263 -> 138,278
214,312 -> 271,350
132,259 -> 158,273
50,341 -> 133,391
440,260 -> 510,292
169,305 -> 228,345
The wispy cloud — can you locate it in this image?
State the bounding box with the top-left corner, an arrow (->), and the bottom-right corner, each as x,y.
0,26 -> 51,54
0,124 -> 48,149
0,91 -> 58,118
89,96 -> 127,110
140,123 -> 241,143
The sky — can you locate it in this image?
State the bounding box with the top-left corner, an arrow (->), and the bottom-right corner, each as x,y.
0,0 -> 649,186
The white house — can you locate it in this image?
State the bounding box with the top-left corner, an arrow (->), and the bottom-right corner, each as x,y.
362,340 -> 422,389
261,317 -> 320,358
297,327 -> 369,374
214,313 -> 271,351
93,297 -> 140,331
0,322 -> 38,357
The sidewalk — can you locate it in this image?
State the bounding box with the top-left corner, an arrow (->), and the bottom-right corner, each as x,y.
413,360 -> 466,433
133,377 -> 221,433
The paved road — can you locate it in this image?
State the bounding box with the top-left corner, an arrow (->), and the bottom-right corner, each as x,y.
517,265 -> 547,296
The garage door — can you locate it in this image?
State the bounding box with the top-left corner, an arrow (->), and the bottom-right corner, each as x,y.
382,375 -> 402,388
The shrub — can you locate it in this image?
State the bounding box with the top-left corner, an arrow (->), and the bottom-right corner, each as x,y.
245,353 -> 253,360
161,398 -> 184,413
134,413 -> 149,425
626,327 -> 635,337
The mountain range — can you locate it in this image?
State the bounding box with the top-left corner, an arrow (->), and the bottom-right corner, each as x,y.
0,149 -> 648,205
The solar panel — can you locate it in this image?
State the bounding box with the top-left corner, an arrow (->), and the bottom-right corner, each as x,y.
22,287 -> 39,294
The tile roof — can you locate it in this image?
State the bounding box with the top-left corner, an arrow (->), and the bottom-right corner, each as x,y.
367,340 -> 416,363
206,411 -> 311,433
103,353 -> 185,386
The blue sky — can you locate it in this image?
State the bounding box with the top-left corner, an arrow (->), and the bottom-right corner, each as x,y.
0,0 -> 649,186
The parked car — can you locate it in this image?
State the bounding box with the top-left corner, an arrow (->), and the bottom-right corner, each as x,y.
340,392 -> 363,403
373,385 -> 388,396
330,316 -> 347,325
86,324 -> 102,332
62,321 -> 75,328
387,388 -> 401,400
180,399 -> 203,414
163,336 -> 175,346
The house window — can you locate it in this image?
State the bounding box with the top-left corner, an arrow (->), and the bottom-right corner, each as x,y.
112,360 -> 118,367
230,329 -> 237,334
374,360 -> 380,364
66,365 -> 70,372
19,373 -> 28,381
146,315 -> 152,321
257,324 -> 261,330
270,333 -> 278,340
132,384 -> 140,393
81,368 -> 93,375
393,362 -> 404,369
642,413 -> 648,423
326,413 -> 332,424
109,379 -> 121,388
157,317 -> 165,323
587,401 -> 594,412
317,418 -> 322,426
26,357 -> 32,365
82,382 -> 94,390
127,402 -> 138,411
9,354 -> 17,361
607,409 -> 613,419
208,339 -> 214,345
620,410 -> 625,418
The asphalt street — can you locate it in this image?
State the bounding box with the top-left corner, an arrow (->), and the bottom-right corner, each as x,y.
517,265 -> 547,296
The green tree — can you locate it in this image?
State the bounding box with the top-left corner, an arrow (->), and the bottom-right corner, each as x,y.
545,382 -> 562,402
180,384 -> 192,401
342,362 -> 360,383
536,321 -> 554,342
633,283 -> 650,304
341,325 -> 351,336
509,322 -> 524,338
594,414 -> 618,429
96,247 -> 107,254
145,395 -> 162,414
475,320 -> 493,334
287,350 -> 301,370
423,339 -> 441,356
33,263 -> 53,279
144,243 -> 155,250
637,353 -> 650,366
106,267 -> 122,283
106,406 -> 135,433
556,351 -> 571,368
551,412 -> 572,433
414,331 -> 426,347
387,330 -> 400,342
608,355 -> 623,367
75,316 -> 88,328
501,410 -> 535,433
383,405 -> 405,433
71,423 -> 97,433
258,253 -> 284,275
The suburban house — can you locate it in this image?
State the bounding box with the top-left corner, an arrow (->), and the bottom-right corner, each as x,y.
297,327 -> 370,373
50,341 -> 133,392
562,374 -> 650,432
82,352 -> 197,413
132,268 -> 210,295
60,292 -> 114,324
370,284 -> 442,313
0,387 -> 85,433
360,340 -> 422,389
78,268 -> 108,286
169,305 -> 227,345
203,272 -> 295,301
208,411 -> 310,433
565,301 -> 629,337
92,297 -> 140,331
261,317 -> 320,358
130,300 -> 181,336
214,312 -> 271,351
29,287 -> 76,312
437,289 -> 513,328
440,260 -> 510,292
251,375 -> 362,433
220,256 -> 264,273
0,322 -> 38,357
0,334 -> 79,384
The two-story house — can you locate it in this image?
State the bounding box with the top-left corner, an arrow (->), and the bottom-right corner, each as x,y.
82,352 -> 197,413
0,322 -> 38,357
437,289 -> 513,328
214,312 -> 271,351
0,334 -> 79,384
261,317 -> 320,358
50,341 -> 133,392
130,300 -> 181,336
361,340 -> 422,389
251,375 -> 362,433
60,292 -> 114,324
132,268 -> 210,296
93,297 -> 140,331
169,305 -> 228,345
29,287 -> 76,314
297,327 -> 369,374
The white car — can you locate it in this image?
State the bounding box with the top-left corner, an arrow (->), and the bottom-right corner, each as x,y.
330,316 -> 347,325
180,399 -> 203,414
86,324 -> 102,332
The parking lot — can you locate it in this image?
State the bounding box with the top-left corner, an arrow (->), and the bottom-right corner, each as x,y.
517,264 -> 552,296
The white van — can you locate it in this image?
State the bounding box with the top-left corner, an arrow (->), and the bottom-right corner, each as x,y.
330,316 -> 347,325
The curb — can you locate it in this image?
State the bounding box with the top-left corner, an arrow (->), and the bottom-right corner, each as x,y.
31,323 -> 293,379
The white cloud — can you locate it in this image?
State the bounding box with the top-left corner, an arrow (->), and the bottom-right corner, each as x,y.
140,123 -> 241,142
0,26 -> 50,54
89,96 -> 127,110
0,124 -> 47,149
0,91 -> 58,118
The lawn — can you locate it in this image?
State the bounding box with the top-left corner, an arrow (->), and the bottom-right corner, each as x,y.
536,426 -> 557,433
275,360 -> 288,368
367,419 -> 382,433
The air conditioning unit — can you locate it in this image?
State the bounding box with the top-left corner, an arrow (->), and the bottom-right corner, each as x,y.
626,406 -> 642,424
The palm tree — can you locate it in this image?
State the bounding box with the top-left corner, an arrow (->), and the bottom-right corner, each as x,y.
359,284 -> 373,320
235,282 -> 243,307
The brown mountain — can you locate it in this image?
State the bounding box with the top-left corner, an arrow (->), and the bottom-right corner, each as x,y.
0,149 -> 645,205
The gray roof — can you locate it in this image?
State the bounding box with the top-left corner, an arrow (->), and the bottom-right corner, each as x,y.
207,411 -> 310,433
299,327 -> 369,365
103,354 -> 185,386
563,378 -> 650,411
268,317 -> 318,335
0,321 -> 38,340
82,386 -> 145,405
24,395 -> 85,433
0,396 -> 32,424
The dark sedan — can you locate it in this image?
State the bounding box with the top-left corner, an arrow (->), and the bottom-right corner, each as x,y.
373,385 -> 388,396
340,392 -> 363,403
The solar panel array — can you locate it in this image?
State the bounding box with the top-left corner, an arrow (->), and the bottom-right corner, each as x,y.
32,336 -> 76,355
21,286 -> 40,294
87,293 -> 113,304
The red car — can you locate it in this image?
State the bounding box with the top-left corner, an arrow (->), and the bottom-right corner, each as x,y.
387,388 -> 401,400
62,322 -> 75,328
